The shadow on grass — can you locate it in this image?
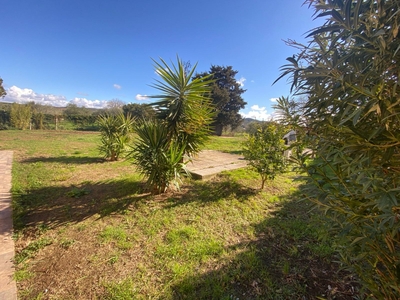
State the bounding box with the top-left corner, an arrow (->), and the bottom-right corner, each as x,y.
13,178 -> 149,231
170,188 -> 359,300
21,156 -> 105,165
166,175 -> 258,208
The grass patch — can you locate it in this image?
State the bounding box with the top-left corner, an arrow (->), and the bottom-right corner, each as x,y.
14,266 -> 34,281
59,238 -> 76,249
0,130 -> 359,299
103,278 -> 137,300
205,135 -> 245,154
156,226 -> 224,262
14,237 -> 53,264
99,226 -> 133,250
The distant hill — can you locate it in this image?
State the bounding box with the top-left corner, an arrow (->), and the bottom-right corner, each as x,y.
241,117 -> 262,128
242,117 -> 262,125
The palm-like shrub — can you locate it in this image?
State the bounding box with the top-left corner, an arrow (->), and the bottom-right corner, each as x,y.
129,120 -> 189,194
128,57 -> 214,194
149,57 -> 215,157
97,113 -> 134,161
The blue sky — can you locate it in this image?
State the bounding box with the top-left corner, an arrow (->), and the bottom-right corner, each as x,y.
1,0 -> 320,120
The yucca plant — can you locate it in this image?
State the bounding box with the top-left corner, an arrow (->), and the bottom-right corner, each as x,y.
149,56 -> 215,158
129,119 -> 189,194
97,113 -> 134,161
127,57 -> 214,194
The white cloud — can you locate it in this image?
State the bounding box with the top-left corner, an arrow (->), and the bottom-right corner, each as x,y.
270,97 -> 279,102
250,105 -> 265,111
70,97 -> 109,109
1,85 -> 109,108
135,94 -> 149,101
113,84 -> 122,90
240,105 -> 272,121
237,77 -> 246,87
3,86 -> 69,107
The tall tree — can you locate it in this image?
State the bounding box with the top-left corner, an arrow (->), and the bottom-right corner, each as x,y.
106,98 -> 124,115
28,102 -> 45,130
275,0 -> 400,297
0,78 -> 6,98
195,66 -> 247,136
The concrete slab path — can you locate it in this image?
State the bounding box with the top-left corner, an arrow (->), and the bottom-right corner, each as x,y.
0,151 -> 17,300
187,150 -> 247,180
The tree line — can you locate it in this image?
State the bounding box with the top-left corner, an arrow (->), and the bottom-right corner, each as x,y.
0,65 -> 247,134
0,102 -> 102,130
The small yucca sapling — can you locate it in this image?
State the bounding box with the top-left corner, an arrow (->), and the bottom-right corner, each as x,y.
128,120 -> 190,194
97,113 -> 134,161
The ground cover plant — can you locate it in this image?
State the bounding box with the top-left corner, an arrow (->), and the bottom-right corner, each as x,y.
0,130 -> 360,299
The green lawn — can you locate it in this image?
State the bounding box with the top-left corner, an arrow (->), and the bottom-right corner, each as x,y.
0,130 -> 357,299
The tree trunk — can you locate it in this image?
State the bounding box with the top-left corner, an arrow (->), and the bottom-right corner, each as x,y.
214,124 -> 223,136
261,177 -> 266,190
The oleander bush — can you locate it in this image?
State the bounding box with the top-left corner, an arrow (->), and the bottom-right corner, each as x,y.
275,0 -> 400,297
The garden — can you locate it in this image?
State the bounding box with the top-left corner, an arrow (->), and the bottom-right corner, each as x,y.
1,130 -> 357,299
2,1 -> 400,298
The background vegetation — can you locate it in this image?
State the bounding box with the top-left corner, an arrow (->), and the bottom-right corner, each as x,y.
0,63 -> 249,135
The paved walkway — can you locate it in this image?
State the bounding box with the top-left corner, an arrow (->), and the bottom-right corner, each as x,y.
187,150 -> 247,180
0,151 -> 17,300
